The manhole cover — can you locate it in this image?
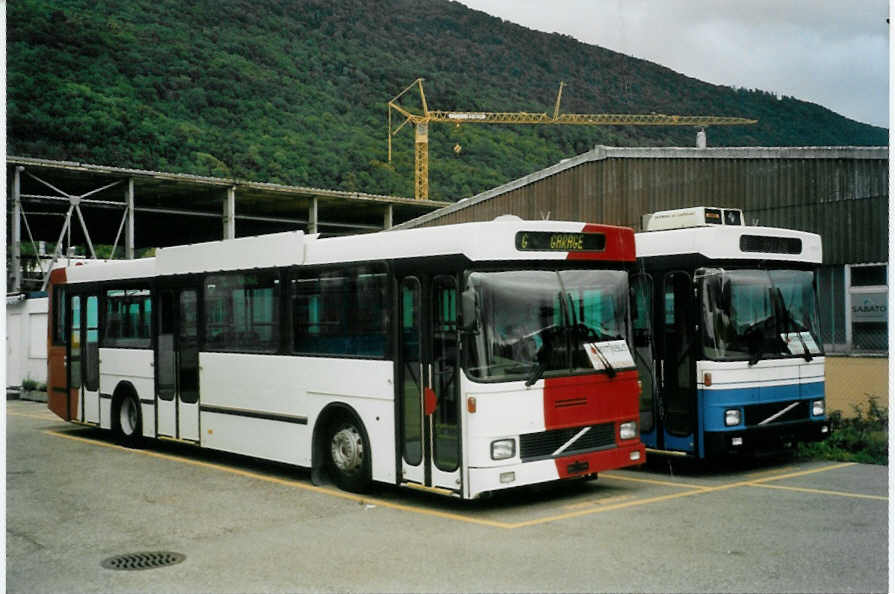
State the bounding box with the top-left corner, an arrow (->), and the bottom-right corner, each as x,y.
101,551 -> 185,571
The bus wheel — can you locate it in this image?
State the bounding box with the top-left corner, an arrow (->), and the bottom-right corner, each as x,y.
326,417 -> 371,493
114,393 -> 143,448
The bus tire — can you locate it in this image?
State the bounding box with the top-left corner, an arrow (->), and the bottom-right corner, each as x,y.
326,414 -> 371,493
113,388 -> 143,449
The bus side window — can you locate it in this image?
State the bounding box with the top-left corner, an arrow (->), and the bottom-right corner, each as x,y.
290,265 -> 388,358
205,272 -> 280,353
53,286 -> 67,345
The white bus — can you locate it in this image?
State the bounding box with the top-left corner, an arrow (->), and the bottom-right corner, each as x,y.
47,218 -> 645,499
632,207 -> 829,459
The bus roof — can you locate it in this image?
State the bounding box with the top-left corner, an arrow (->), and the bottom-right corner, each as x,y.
635,225 -> 822,264
58,219 -> 635,284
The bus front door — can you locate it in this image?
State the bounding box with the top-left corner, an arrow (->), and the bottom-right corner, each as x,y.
398,274 -> 462,494
660,271 -> 697,453
156,288 -> 200,442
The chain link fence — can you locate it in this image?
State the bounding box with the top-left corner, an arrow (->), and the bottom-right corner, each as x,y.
816,265 -> 888,418
817,265 -> 888,355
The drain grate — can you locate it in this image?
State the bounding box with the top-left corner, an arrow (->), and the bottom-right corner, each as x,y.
101,551 -> 185,571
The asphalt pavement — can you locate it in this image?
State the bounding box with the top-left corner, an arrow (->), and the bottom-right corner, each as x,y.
6,400 -> 889,593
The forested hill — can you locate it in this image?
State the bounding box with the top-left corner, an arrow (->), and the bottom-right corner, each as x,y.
8,0 -> 887,201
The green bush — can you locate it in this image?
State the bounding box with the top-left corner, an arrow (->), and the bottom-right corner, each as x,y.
798,396 -> 888,465
21,377 -> 39,391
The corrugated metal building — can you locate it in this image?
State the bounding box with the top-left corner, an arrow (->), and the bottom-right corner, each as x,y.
397,146 -> 889,353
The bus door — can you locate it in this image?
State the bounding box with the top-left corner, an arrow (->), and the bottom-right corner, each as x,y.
397,273 -> 462,494
631,274 -> 658,446
660,271 -> 697,452
156,287 -> 200,442
69,292 -> 101,425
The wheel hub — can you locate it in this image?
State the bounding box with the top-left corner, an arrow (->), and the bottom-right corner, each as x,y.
120,398 -> 137,435
331,426 -> 363,473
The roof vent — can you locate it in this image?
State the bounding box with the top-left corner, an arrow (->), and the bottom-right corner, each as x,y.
642,207 -> 744,232
493,214 -> 523,222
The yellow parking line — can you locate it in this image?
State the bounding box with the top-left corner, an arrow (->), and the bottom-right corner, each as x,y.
43,429 -> 513,530
506,462 -> 861,529
744,466 -> 798,479
506,487 -> 711,528
750,483 -> 887,501
749,462 -> 856,485
601,472 -> 708,490
41,426 -> 869,530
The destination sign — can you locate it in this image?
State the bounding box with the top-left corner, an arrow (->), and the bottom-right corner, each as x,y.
515,231 -> 606,252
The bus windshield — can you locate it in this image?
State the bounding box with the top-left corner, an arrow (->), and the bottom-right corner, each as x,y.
699,268 -> 823,363
463,269 -> 630,382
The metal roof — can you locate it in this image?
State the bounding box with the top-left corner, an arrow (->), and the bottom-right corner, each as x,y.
8,155 -> 448,247
393,145 -> 889,267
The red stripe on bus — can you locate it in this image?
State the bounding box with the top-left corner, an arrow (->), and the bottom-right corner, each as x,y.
542,370 -> 640,431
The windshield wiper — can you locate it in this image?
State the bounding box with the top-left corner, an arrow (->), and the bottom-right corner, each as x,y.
785,316 -> 813,362
772,287 -> 812,362
565,295 -> 616,378
587,341 -> 617,378
744,320 -> 768,366
524,361 -> 545,387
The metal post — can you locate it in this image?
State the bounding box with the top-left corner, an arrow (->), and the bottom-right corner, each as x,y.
383,204 -> 394,230
12,166 -> 22,292
223,186 -> 236,239
308,197 -> 318,235
125,177 -> 135,259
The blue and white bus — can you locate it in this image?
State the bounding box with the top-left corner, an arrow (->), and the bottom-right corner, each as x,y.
631,207 -> 829,458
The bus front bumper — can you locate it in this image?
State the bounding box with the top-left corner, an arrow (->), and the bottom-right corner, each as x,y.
704,419 -> 830,456
467,442 -> 645,499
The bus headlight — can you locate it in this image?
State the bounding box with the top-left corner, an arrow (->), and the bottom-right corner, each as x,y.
619,421 -> 637,440
491,439 -> 516,460
812,400 -> 825,417
725,409 -> 742,427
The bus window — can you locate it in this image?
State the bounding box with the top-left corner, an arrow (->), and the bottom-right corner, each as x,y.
70,295 -> 81,390
104,289 -> 151,348
432,275 -> 459,473
400,277 -> 422,466
205,272 -> 280,353
291,265 -> 388,358
84,296 -> 99,392
631,273 -> 655,433
53,286 -> 67,345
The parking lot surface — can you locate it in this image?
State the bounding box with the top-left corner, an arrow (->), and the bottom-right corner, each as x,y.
7,400 -> 889,593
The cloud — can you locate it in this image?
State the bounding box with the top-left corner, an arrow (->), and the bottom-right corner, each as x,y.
461,0 -> 888,127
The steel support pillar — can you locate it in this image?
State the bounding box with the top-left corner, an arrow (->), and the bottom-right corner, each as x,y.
308,197 -> 318,235
223,186 -> 236,239
125,177 -> 135,259
12,166 -> 22,292
383,204 -> 394,230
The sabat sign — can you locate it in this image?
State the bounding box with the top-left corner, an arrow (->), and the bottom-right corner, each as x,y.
851,292 -> 887,323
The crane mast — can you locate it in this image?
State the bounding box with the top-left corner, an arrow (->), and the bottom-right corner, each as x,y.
388,78 -> 757,200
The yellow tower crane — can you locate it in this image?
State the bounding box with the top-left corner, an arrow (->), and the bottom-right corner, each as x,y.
387,78 -> 758,200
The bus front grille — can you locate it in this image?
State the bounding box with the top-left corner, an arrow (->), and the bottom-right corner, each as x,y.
745,400 -> 810,427
519,423 -> 615,461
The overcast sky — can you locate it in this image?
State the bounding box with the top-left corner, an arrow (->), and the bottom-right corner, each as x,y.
460,0 -> 889,128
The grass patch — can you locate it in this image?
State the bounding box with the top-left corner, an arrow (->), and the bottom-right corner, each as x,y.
797,396 -> 888,465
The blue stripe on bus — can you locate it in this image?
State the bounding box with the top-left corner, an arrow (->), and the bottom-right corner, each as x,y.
702,381 -> 825,432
